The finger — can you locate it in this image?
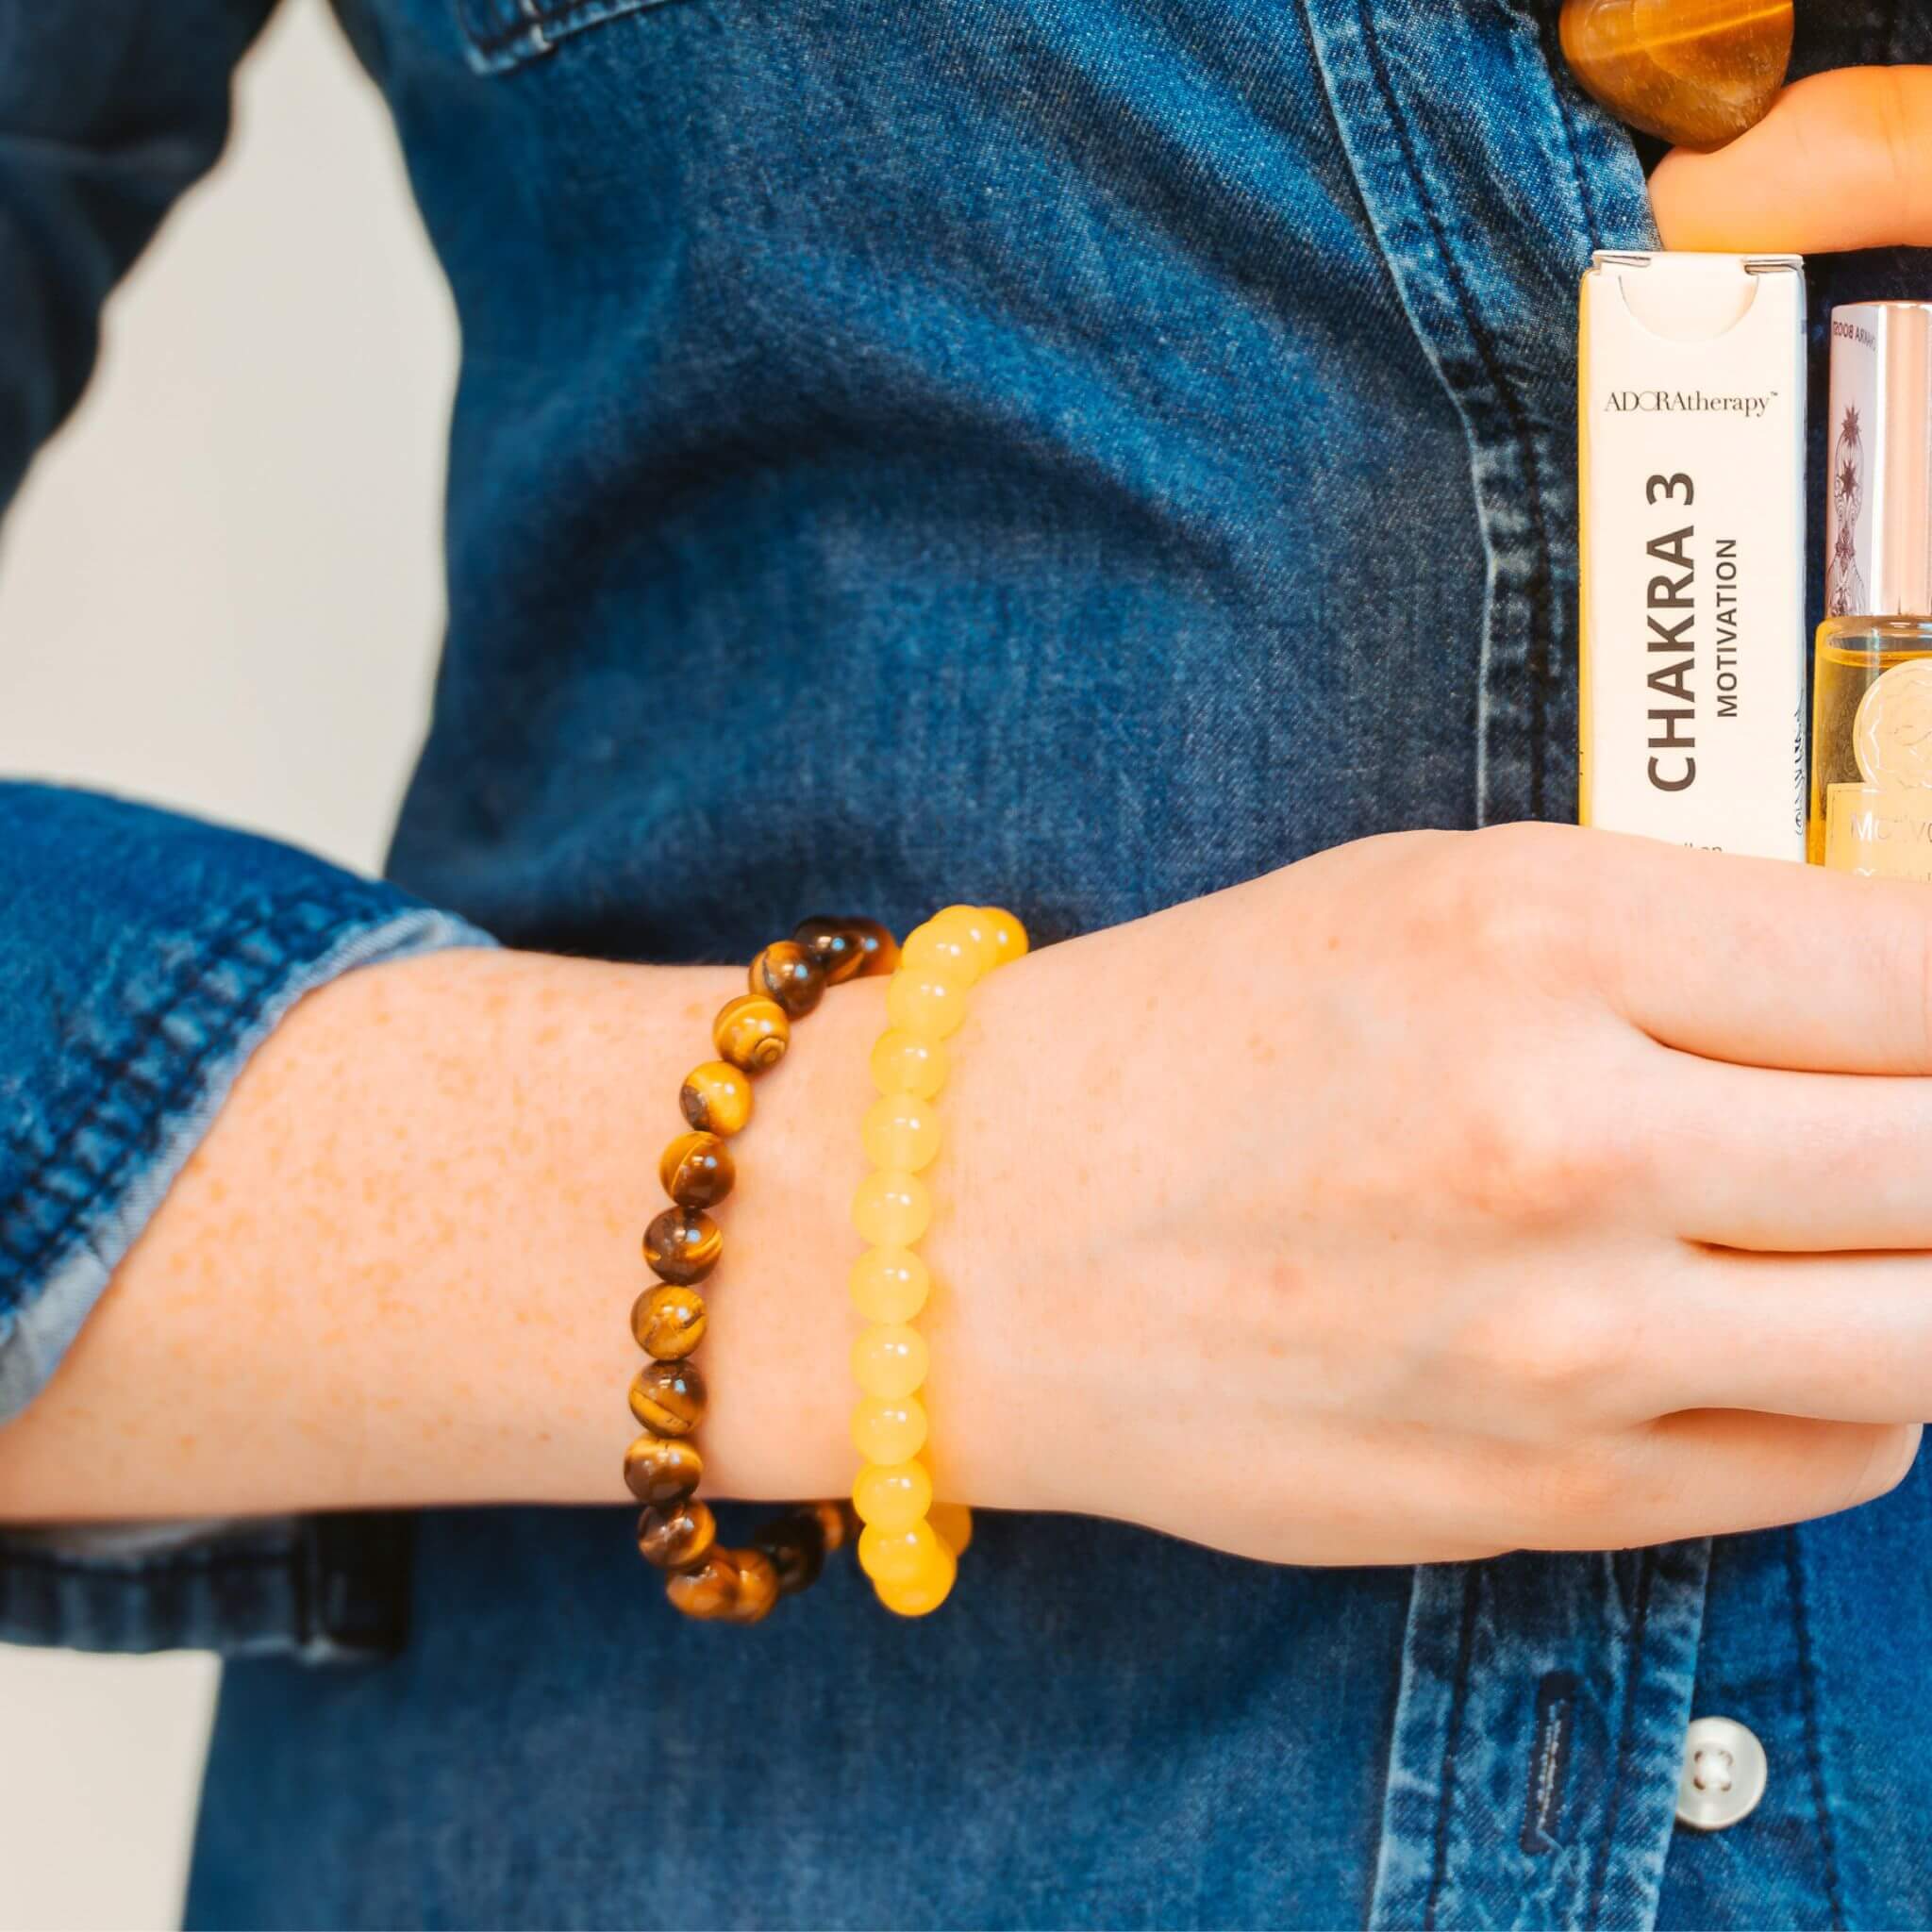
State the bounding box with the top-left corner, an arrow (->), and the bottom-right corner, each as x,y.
1646,1051 -> 1932,1250
1632,1246 -> 1932,1424
1507,1414 -> 1918,1550
1573,827 -> 1932,1074
1651,67 -> 1932,255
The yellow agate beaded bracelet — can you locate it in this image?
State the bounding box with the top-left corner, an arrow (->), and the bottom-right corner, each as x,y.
850,904 -> 1027,1615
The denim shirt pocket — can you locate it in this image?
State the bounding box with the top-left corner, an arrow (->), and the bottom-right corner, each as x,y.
453,0 -> 689,75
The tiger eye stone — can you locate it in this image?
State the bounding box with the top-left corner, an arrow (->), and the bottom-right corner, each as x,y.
628,1359 -> 708,1436
637,1497 -> 717,1571
808,1498 -> 860,1554
658,1131 -> 734,1209
632,1283 -> 708,1359
713,993 -> 790,1073
726,1547 -> 782,1624
793,916 -> 899,986
748,941 -> 825,1018
679,1060 -> 753,1138
643,1206 -> 722,1284
624,1431 -> 703,1505
664,1549 -> 741,1619
1559,0 -> 1791,149
754,1512 -> 827,1595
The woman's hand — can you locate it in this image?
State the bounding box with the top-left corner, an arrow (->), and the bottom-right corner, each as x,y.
930,825 -> 1932,1563
1651,66 -> 1932,254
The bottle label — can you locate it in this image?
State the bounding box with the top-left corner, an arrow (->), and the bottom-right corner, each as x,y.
1824,658 -> 1932,877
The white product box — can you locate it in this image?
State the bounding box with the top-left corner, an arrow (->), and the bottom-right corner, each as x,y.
1578,250 -> 1807,859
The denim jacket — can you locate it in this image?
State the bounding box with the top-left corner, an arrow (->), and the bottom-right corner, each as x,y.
4,2 -> 1931,1924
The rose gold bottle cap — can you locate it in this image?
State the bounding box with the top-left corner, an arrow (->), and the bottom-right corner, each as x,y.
1826,301 -> 1932,620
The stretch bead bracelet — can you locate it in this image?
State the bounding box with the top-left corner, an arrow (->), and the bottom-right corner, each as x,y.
629,915 -> 895,1623
851,904 -> 1027,1616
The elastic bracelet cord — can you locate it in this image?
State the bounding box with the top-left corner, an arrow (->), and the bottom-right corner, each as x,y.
626,916 -> 896,1624
850,905 -> 1028,1616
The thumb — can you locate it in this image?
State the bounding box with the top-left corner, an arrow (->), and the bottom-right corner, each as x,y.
1650,66 -> 1932,255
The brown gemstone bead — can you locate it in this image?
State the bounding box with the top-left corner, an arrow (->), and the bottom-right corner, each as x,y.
748,941 -> 825,1018
664,1550 -> 742,1620
712,993 -> 790,1074
806,1498 -> 859,1555
658,1130 -> 734,1209
624,1431 -> 703,1506
679,1060 -> 753,1138
793,916 -> 899,985
631,1283 -> 708,1360
725,1548 -> 782,1624
643,1206 -> 722,1284
1558,0 -> 1791,150
637,1498 -> 717,1571
755,1512 -> 826,1596
628,1359 -> 707,1436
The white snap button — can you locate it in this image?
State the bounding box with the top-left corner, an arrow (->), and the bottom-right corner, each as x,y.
1674,1716 -> 1768,1832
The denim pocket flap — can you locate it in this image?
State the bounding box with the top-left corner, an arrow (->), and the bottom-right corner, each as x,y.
455,0 -> 682,75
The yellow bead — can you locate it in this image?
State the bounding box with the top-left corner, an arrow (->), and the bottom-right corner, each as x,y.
858,1518 -> 941,1585
870,1028 -> 947,1100
902,912 -> 991,983
851,1393 -> 928,1464
853,1458 -> 934,1533
978,907 -> 1028,966
861,1093 -> 941,1174
852,1323 -> 928,1400
928,1502 -> 974,1556
851,1169 -> 930,1247
849,1246 -> 930,1323
875,1539 -> 958,1617
885,964 -> 973,1041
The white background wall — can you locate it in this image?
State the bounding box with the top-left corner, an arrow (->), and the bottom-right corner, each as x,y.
0,3 -> 456,1923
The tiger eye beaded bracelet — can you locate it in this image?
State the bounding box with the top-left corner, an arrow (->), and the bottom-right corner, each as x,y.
627,915 -> 896,1623
851,904 -> 1027,1617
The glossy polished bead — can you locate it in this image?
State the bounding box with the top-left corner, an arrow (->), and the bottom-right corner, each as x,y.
664,1549 -> 741,1619
901,916 -> 986,983
658,1131 -> 734,1209
725,1548 -> 782,1625
808,1498 -> 859,1554
853,1458 -> 933,1533
979,906 -> 1028,965
631,1283 -> 708,1360
794,915 -> 898,983
852,1170 -> 930,1247
624,1431 -> 703,1505
755,1514 -> 827,1595
848,1246 -> 930,1324
875,1539 -> 958,1617
861,1094 -> 941,1174
851,1393 -> 928,1465
886,964 -> 972,1040
1559,0 -> 1792,149
748,941 -> 825,1017
679,1059 -> 753,1138
713,993 -> 790,1073
643,1207 -> 723,1284
852,1323 -> 929,1400
858,1518 -> 941,1586
870,1027 -> 947,1100
636,1497 -> 717,1571
928,1502 -> 974,1557
629,1359 -> 707,1436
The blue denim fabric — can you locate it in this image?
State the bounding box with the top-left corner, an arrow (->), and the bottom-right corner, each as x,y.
5,0 -> 1932,1923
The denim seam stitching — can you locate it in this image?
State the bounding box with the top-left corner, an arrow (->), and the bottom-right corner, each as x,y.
1421,1568 -> 1482,1932
1786,1525 -> 1848,1930
1585,1549 -> 1656,1932
0,890 -> 396,1293
1349,0 -> 1563,822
